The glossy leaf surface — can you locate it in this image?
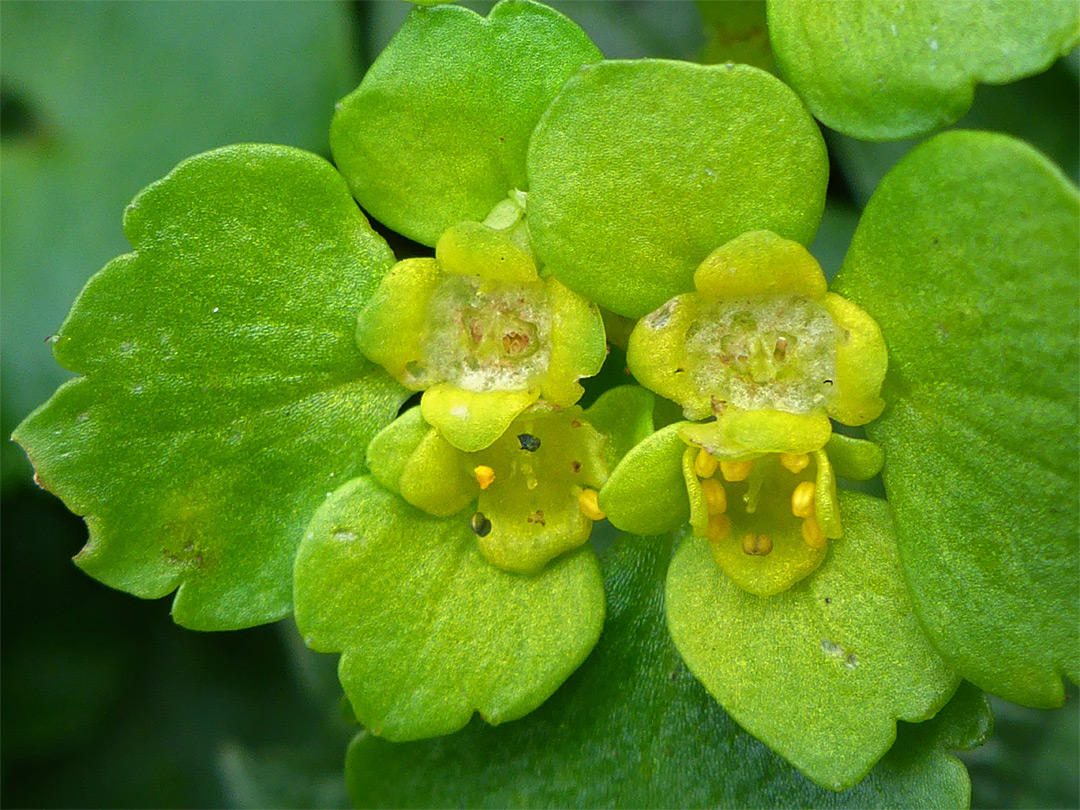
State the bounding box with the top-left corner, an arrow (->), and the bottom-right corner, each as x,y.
13,146 -> 406,630
0,1 -> 355,486
347,532 -> 986,808
527,58 -> 828,317
768,0 -> 1080,140
293,475 -> 604,740
833,131 -> 1080,707
667,493 -> 959,790
331,0 -> 601,246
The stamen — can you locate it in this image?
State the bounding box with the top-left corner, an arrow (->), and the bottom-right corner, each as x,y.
790,481 -> 812,520
694,448 -> 719,478
470,512 -> 492,537
720,459 -> 753,482
802,517 -> 827,549
706,513 -> 731,543
791,481 -> 816,518
779,452 -> 810,474
474,465 -> 496,490
517,433 -> 541,452
742,533 -> 773,556
578,488 -> 606,521
701,478 -> 727,515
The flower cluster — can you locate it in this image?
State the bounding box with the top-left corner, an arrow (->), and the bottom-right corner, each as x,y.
603,229 -> 887,593
14,0 -> 1077,797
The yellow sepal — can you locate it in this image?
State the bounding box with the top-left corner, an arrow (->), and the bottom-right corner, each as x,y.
356,257 -> 442,386
679,409 -> 832,458
420,383 -> 540,452
538,276 -> 606,406
435,221 -> 538,283
694,230 -> 828,301
823,292 -> 887,426
399,430 -> 476,517
626,294 -> 710,419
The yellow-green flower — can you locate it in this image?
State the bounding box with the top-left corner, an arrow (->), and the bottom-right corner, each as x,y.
598,422 -> 883,594
357,216 -> 606,452
627,230 -> 887,457
366,401 -> 611,574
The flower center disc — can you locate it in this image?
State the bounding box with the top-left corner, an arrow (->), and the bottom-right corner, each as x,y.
424,275 -> 552,392
685,295 -> 837,413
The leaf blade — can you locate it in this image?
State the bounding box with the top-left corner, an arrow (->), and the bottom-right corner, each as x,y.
768,0 -> 1080,140
833,130 -> 1080,706
14,145 -> 406,629
293,475 -> 605,740
526,58 -> 828,317
331,0 -> 601,246
345,530 -> 982,808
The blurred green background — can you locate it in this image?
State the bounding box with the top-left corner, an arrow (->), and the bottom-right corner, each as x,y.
1,2 -> 1076,807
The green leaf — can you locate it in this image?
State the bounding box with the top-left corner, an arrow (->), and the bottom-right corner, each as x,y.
330,0 -> 601,247
292,475 -> 605,740
598,423 -> 690,535
580,384 -> 656,467
826,432 -> 885,481
768,0 -> 1080,140
667,492 -> 959,790
12,146 -> 406,630
526,58 -> 828,318
367,406 -> 430,495
0,1 -> 356,487
345,532 -> 982,808
827,60 -> 1080,213
929,680 -> 993,753
832,131 -> 1080,707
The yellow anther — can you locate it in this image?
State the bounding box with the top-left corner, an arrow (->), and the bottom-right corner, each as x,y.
694,448 -> 719,478
802,517 -> 827,549
791,480 -> 816,518
701,478 -> 727,515
719,459 -> 754,482
779,453 -> 810,474
474,465 -> 496,490
742,533 -> 773,556
578,488 -> 606,521
705,513 -> 731,543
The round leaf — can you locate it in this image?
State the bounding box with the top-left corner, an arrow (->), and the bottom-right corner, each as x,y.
293,475 -> 605,740
346,533 -> 986,807
667,492 -> 959,790
581,384 -> 656,468
0,1 -> 356,486
330,0 -> 601,246
599,423 -> 691,535
768,0 -> 1080,140
12,145 -> 407,630
527,58 -> 828,317
832,130 -> 1080,707
826,433 -> 885,482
